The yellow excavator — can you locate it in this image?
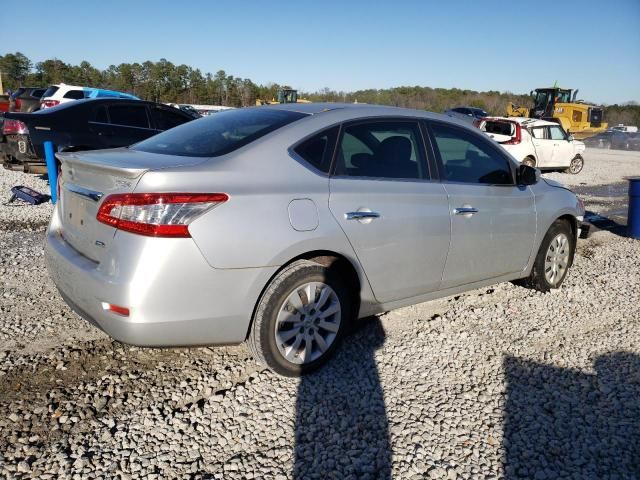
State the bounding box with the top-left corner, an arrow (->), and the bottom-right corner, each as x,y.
507,87 -> 607,139
256,88 -> 311,106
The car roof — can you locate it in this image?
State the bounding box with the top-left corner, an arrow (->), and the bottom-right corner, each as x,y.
482,116 -> 558,127
262,102 -> 459,122
32,97 -> 169,114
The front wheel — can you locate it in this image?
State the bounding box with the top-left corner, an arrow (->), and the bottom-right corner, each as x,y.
566,156 -> 584,174
247,259 -> 353,376
516,219 -> 575,292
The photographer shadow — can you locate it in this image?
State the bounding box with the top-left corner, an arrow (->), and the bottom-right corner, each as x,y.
294,316 -> 391,479
503,352 -> 640,479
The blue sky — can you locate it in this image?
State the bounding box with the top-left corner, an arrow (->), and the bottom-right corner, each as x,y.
1,0 -> 638,104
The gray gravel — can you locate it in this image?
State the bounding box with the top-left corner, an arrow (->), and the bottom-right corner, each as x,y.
1,150 -> 639,479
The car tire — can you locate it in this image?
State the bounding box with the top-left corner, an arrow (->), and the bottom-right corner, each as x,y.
247,259 -> 353,377
566,156 -> 584,174
522,156 -> 536,168
515,219 -> 575,293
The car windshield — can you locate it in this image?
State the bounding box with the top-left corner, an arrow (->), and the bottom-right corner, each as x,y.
42,85 -> 59,98
132,108 -> 307,157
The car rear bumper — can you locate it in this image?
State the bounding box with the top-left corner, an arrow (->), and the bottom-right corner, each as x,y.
45,206 -> 277,347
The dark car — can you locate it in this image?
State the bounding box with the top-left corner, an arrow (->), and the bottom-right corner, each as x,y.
9,87 -> 47,112
1,98 -> 194,173
583,130 -> 620,149
610,131 -> 640,151
444,106 -> 489,124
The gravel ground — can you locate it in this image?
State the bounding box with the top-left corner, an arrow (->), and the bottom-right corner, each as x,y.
0,149 -> 639,479
544,147 -> 640,187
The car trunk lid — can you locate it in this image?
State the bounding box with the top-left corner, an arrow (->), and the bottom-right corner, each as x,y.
57,148 -> 207,262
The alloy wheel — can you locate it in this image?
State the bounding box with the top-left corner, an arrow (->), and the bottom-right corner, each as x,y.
544,233 -> 570,286
274,282 -> 341,365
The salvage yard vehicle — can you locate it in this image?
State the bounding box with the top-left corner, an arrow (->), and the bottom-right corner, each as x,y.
1,98 -> 194,173
40,83 -> 138,109
444,106 -> 488,124
9,87 -> 47,112
476,117 -> 586,174
45,104 -> 586,376
506,86 -> 607,139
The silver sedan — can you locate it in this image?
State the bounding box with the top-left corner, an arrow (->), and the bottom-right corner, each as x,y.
45,104 -> 585,376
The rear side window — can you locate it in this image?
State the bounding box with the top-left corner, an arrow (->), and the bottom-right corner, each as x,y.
63,90 -> 86,100
334,121 -> 427,180
108,105 -> 150,128
530,127 -> 546,139
133,108 -> 307,157
42,86 -> 59,98
293,126 -> 338,174
150,106 -> 191,131
93,106 -> 108,123
431,123 -> 513,185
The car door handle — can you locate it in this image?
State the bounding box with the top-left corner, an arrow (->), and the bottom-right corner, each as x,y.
345,211 -> 380,220
453,207 -> 479,215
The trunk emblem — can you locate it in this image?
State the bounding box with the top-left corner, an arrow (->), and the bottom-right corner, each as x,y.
95,240 -> 105,247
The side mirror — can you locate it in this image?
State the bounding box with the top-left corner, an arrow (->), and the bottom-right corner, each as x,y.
567,134 -> 574,142
518,164 -> 538,186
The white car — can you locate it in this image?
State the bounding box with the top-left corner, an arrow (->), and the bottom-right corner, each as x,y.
40,84 -> 138,109
476,117 -> 586,174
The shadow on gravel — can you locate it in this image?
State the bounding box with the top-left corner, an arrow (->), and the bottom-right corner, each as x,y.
584,209 -> 628,237
503,353 -> 640,479
294,317 -> 391,479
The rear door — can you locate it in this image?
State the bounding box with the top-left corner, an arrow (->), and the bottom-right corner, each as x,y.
427,121 -> 536,288
548,125 -> 573,168
529,126 -> 553,167
105,103 -> 155,146
328,119 -> 450,303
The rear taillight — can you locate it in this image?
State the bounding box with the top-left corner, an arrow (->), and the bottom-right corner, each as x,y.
2,119 -> 29,135
502,123 -> 522,145
96,193 -> 228,238
14,98 -> 22,111
41,100 -> 60,108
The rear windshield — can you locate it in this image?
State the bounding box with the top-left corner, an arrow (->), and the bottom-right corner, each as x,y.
484,121 -> 515,136
42,86 -> 59,98
132,108 -> 307,157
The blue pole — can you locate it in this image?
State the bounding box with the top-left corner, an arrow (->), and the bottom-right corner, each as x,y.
628,177 -> 640,239
44,141 -> 57,204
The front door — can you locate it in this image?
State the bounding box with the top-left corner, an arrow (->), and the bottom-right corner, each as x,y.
328,120 -> 451,303
428,121 -> 537,288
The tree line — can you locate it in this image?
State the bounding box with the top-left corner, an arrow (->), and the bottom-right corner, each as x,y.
1,51 -> 638,126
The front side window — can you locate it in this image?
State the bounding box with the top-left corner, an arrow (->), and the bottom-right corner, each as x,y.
293,126 -> 338,174
431,123 -> 513,185
133,108 -> 307,157
108,105 -> 150,128
334,121 -> 427,180
549,125 -> 567,140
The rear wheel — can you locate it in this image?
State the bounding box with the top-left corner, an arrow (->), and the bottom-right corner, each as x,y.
516,219 -> 575,292
566,156 -> 584,174
522,156 -> 536,168
247,259 -> 353,376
